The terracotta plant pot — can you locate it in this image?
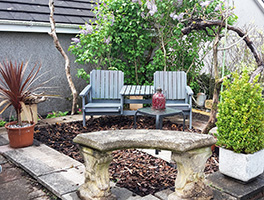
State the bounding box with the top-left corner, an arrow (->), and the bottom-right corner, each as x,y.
5,121 -> 35,148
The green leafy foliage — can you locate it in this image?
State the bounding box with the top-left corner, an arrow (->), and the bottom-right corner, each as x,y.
69,0 -> 228,86
0,118 -> 6,127
216,71 -> 264,154
46,111 -> 69,119
69,0 -> 155,85
76,68 -> 90,84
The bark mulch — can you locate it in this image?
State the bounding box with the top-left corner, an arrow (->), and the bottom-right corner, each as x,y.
34,115 -> 218,197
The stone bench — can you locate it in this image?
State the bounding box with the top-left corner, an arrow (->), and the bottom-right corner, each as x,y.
73,130 -> 216,200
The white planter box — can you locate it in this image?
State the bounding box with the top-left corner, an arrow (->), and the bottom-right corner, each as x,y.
219,147 -> 264,182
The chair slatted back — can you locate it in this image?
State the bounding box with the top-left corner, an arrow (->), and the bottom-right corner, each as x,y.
90,70 -> 124,99
154,71 -> 187,100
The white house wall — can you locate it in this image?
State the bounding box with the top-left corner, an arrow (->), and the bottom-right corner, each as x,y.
234,0 -> 264,29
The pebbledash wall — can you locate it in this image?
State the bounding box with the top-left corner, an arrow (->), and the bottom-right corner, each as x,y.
0,24 -> 92,119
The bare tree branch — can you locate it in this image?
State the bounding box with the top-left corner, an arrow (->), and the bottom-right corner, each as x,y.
218,28 -> 254,51
181,19 -> 264,83
48,0 -> 78,114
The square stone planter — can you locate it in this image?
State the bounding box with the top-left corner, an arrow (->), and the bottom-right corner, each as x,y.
219,147 -> 264,182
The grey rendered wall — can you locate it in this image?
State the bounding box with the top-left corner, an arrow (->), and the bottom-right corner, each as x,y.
0,32 -> 92,118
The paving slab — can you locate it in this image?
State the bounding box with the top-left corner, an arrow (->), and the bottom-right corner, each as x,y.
127,194 -> 160,200
0,154 -> 7,164
0,113 -> 211,200
1,133 -> 164,200
0,127 -> 6,135
38,165 -> 85,197
0,162 -> 23,183
154,188 -> 174,200
207,171 -> 264,200
0,144 -> 14,153
61,187 -> 145,200
0,134 -> 9,146
61,181 -> 129,200
61,191 -> 81,200
0,178 -> 39,200
111,186 -> 134,199
4,144 -> 82,177
0,163 -> 51,200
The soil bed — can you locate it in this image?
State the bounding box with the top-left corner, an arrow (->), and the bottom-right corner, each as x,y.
35,114 -> 218,197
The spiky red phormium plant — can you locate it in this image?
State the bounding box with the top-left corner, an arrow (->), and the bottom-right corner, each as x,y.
0,60 -> 41,126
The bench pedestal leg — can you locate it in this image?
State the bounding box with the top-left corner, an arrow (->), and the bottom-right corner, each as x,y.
169,147 -> 213,200
78,146 -> 116,200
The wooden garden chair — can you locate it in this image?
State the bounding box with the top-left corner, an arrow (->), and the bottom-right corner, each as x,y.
80,70 -> 124,126
154,71 -> 193,129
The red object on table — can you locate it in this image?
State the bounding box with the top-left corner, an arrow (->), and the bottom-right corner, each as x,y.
152,87 -> 166,110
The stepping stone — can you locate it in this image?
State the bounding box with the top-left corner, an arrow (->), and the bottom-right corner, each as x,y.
4,144 -> 82,177
38,165 -> 85,197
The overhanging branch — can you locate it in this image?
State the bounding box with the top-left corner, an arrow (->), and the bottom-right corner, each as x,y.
181,19 -> 264,82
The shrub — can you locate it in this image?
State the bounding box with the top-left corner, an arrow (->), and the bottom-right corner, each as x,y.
0,61 -> 43,126
216,71 -> 264,154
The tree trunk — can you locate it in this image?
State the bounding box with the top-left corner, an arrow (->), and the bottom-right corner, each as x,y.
202,34 -> 220,134
48,0 -> 77,114
202,81 -> 221,134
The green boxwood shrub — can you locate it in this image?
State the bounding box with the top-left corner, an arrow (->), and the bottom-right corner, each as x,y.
216,71 -> 264,154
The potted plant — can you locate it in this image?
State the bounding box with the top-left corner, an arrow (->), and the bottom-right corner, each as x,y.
216,70 -> 264,182
0,60 -> 46,148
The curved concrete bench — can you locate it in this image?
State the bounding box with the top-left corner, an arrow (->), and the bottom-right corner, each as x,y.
73,130 -> 216,200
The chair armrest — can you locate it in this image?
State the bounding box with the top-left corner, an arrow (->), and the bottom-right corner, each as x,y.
186,86 -> 194,96
80,85 -> 91,97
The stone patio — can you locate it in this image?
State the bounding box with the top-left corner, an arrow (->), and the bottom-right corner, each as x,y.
0,113 -> 263,200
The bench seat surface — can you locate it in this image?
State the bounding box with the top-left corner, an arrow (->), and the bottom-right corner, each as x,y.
73,130 -> 216,153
